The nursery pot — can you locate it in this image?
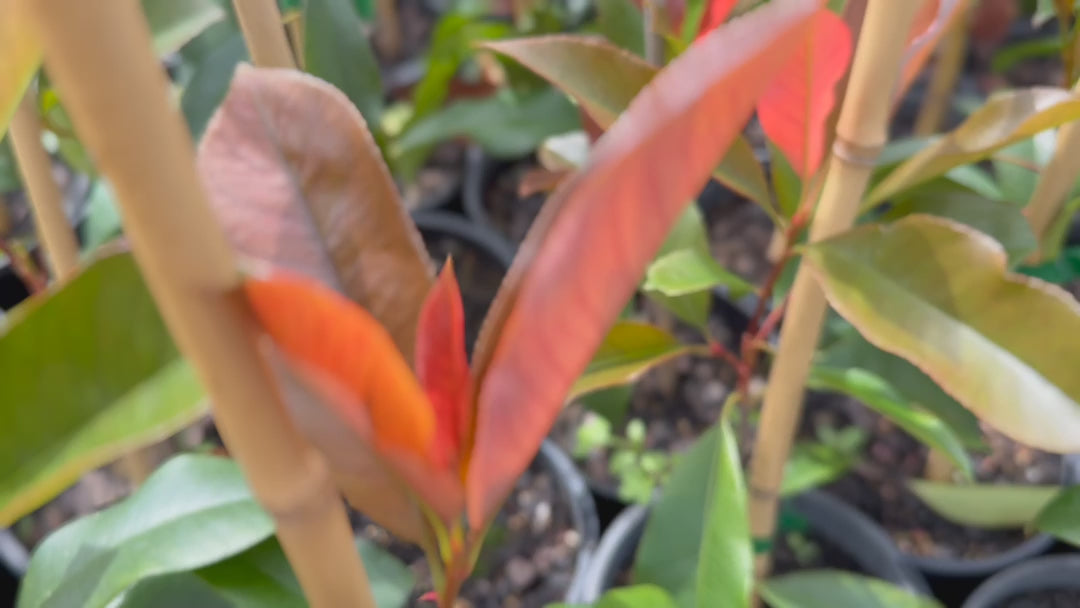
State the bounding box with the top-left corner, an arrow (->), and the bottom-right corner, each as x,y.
902,454 -> 1080,583
961,555 -> 1080,608
566,489 -> 929,603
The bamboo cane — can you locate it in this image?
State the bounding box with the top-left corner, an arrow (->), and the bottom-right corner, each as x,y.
1023,80 -> 1080,254
375,0 -> 403,60
28,2 -> 374,606
746,0 -> 922,579
9,93 -> 79,280
913,4 -> 970,136
232,0 -> 296,69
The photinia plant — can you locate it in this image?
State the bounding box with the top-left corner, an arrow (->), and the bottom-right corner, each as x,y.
191,0 -> 823,603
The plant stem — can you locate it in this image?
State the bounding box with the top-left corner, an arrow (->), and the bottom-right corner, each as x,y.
9,93 -> 79,281
913,3 -> 969,136
0,238 -> 46,294
1023,78 -> 1080,258
643,0 -> 665,66
28,2 -> 375,607
745,0 -> 921,581
232,0 -> 295,69
375,0 -> 403,60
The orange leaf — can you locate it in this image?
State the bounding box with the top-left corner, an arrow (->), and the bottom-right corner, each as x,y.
756,9 -> 852,178
199,66 -> 433,363
244,272 -> 435,458
466,0 -> 821,527
416,260 -> 472,471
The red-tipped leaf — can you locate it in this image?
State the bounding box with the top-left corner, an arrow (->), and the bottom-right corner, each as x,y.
466,0 -> 821,526
416,260 -> 472,471
694,0 -> 737,41
897,0 -> 969,101
756,9 -> 852,178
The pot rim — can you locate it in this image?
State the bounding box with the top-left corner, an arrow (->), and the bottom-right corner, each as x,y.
961,554 -> 1080,608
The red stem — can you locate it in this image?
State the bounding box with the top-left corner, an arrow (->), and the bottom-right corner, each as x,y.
0,239 -> 47,294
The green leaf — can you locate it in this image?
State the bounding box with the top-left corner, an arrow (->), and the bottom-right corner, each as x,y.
1039,196 -> 1080,263
1021,246 -> 1080,284
645,205 -> 714,329
571,584 -> 679,608
304,0 -> 384,127
484,36 -> 770,209
635,429 -> 717,601
770,141 -> 802,218
575,413 -> 614,456
866,88 -> 1080,207
595,0 -> 645,56
80,182 -> 124,253
18,455 -> 275,608
570,321 -> 698,400
0,135 -> 22,192
142,0 -> 225,55
780,436 -> 863,498
393,87 -> 579,159
908,480 -> 1060,529
817,324 -> 984,451
694,417 -> 752,608
0,253 -> 206,526
759,571 -> 942,608
992,35 -> 1063,74
1035,486 -> 1080,547
657,204 -> 709,257
644,249 -> 756,298
992,135 -> 1054,205
181,31 -> 249,138
804,215 -> 1080,453
882,191 -> 1037,265
806,366 -> 972,480
116,537 -> 412,608
412,15 -> 512,122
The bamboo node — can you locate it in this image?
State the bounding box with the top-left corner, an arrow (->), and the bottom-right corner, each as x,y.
748,483 -> 780,501
830,135 -> 883,168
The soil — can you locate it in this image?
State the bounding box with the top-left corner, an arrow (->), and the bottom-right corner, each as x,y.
994,589 -> 1080,608
401,143 -> 465,212
480,160 -> 546,244
353,460 -> 580,608
421,227 -> 507,351
551,354 -> 738,500
816,396 -> 1063,561
701,198 -> 775,286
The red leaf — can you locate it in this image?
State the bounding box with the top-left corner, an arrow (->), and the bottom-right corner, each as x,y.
466,0 -> 820,527
896,0 -> 969,101
416,259 -> 472,471
695,0 -> 738,41
756,9 -> 852,178
244,272 -> 436,458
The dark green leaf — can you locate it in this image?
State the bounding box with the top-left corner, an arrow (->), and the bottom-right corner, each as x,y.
18,455 -> 275,608
1020,246 -> 1080,284
142,0 -> 225,55
596,0 -> 645,56
393,87 -> 579,158
0,253 -> 205,526
760,571 -> 942,608
304,0 -> 384,127
181,32 -> 249,138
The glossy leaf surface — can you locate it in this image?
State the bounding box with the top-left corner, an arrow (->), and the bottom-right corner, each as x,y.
18,455 -> 275,608
909,480 -> 1059,528
756,9 -> 852,178
644,248 -> 755,298
304,0 -> 384,126
760,571 -> 942,608
198,66 -> 432,361
868,88 -> 1080,206
805,215 -> 1080,453
466,0 -> 819,526
0,253 -> 205,526
694,417 -> 751,608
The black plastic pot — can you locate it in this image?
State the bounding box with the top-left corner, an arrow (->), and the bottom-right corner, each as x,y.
536,440 -> 602,601
0,529 -> 28,608
567,490 -> 929,603
962,555 -> 1080,608
412,208 -> 515,269
902,454 -> 1080,587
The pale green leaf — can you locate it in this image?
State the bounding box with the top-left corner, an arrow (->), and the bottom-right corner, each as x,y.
644,248 -> 755,298
142,0 -> 225,55
760,571 -> 942,608
804,215 -> 1080,453
570,321 -> 698,400
18,455 -> 275,608
867,88 -> 1080,207
1035,486 -> 1080,547
908,480 -> 1059,529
